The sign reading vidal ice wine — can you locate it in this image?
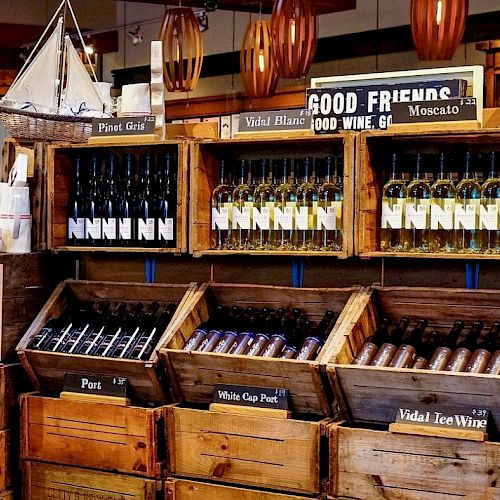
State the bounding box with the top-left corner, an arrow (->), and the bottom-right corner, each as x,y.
63,372 -> 128,398
238,109 -> 312,134
214,384 -> 289,410
91,115 -> 155,137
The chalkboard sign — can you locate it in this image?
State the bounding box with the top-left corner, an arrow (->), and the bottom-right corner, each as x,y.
214,384 -> 289,410
391,98 -> 477,124
91,115 -> 155,137
63,373 -> 128,398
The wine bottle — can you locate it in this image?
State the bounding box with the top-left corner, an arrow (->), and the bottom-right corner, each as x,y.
455,152 -> 482,253
446,320 -> 483,372
274,158 -> 297,250
156,152 -> 176,248
412,330 -> 441,369
353,317 -> 392,365
88,303 -> 127,356
67,156 -> 86,246
252,159 -> 275,249
84,154 -> 102,246
100,154 -> 119,247
389,319 -> 428,368
295,157 -> 318,250
480,151 -> 500,253
427,320 -> 465,370
118,153 -> 137,247
211,160 -> 233,249
485,346 -> 500,375
430,153 -> 456,253
371,317 -> 410,367
466,321 -> 499,373
404,153 -> 431,252
380,153 -> 407,251
29,309 -> 73,350
137,153 -> 156,247
231,159 -> 253,250
318,156 -> 343,251
59,300 -> 96,353
74,301 -> 111,355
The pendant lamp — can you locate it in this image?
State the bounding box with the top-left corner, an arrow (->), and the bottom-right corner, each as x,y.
411,0 -> 468,60
270,0 -> 317,78
240,20 -> 279,98
159,8 -> 203,92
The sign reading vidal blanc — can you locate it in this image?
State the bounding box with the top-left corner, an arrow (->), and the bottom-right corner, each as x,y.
395,405 -> 489,432
307,79 -> 467,133
91,115 -> 155,137
391,97 -> 477,124
238,109 -> 312,133
63,372 -> 128,398
214,384 -> 289,410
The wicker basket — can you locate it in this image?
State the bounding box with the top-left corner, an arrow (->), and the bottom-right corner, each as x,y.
0,105 -> 92,143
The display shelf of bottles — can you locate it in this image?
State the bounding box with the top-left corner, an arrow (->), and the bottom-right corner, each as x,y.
327,421 -> 500,499
158,282 -> 362,416
326,286 -> 500,429
357,128 -> 500,259
189,135 -> 355,258
47,140 -> 188,254
16,279 -> 198,404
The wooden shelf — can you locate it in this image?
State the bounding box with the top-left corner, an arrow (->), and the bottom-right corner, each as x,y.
193,250 -> 348,258
53,246 -> 180,254
359,251 -> 500,260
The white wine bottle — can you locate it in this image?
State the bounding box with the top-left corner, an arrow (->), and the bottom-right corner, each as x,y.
252,159 -> 275,249
295,157 -> 318,250
232,160 -> 253,250
274,158 -> 297,250
380,153 -> 407,251
211,160 -> 233,249
480,151 -> 500,253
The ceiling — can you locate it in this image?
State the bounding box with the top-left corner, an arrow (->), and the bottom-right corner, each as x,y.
118,0 -> 356,15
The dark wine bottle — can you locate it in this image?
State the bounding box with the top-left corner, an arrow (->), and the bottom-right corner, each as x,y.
84,154 -> 102,246
156,152 -> 176,248
88,303 -> 128,356
427,320 -> 465,370
137,153 -> 156,247
370,317 -> 410,367
389,319 -> 428,368
73,301 -> 111,355
67,155 -> 86,246
446,320 -> 483,372
118,153 -> 137,247
353,317 -> 392,365
466,321 -> 500,373
100,154 -> 119,247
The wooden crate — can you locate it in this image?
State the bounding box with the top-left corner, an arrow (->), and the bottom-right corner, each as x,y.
47,139 -> 189,254
22,461 -> 162,500
0,430 -> 11,493
16,279 -> 197,404
20,394 -> 167,478
326,286 -> 500,428
159,282 -> 361,415
0,363 -> 32,430
357,128 -> 500,259
328,423 -> 500,499
166,477 -> 324,500
166,405 -> 328,495
190,134 -> 355,258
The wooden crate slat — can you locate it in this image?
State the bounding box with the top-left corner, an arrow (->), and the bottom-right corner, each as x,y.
0,363 -> 32,430
167,406 -> 322,494
166,477 -> 319,500
22,461 -> 160,500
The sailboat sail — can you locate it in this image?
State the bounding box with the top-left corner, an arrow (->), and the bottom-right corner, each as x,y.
3,18 -> 62,112
61,35 -> 105,114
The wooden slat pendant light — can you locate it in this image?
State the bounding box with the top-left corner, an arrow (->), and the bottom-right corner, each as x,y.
240,20 -> 279,98
160,8 -> 203,92
270,0 -> 317,78
411,0 -> 468,60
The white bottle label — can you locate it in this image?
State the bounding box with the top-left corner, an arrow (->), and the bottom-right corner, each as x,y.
405,201 -> 429,230
68,218 -> 85,239
158,218 -> 174,241
102,218 -> 117,240
232,205 -> 251,230
274,206 -> 293,230
480,204 -> 500,230
295,206 -> 309,230
138,218 -> 155,240
317,205 -> 336,230
85,218 -> 101,239
211,207 -> 229,230
119,218 -> 132,240
431,199 -> 454,230
253,206 -> 270,230
455,202 -> 479,230
381,200 -> 404,229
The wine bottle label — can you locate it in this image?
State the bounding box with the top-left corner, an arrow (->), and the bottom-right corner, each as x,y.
295,206 -> 310,230
119,218 -> 132,239
211,207 -> 229,230
137,218 -> 155,240
317,205 -> 337,230
68,218 -> 85,239
85,218 -> 102,239
158,218 -> 174,241
480,203 -> 500,230
274,206 -> 293,230
455,201 -> 480,230
253,206 -> 270,230
232,205 -> 251,230
431,199 -> 454,230
405,201 -> 430,230
102,218 -> 117,240
381,199 -> 404,229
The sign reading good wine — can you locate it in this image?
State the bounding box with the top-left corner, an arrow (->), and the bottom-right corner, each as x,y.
214,384 -> 289,410
63,372 -> 128,398
306,79 -> 468,133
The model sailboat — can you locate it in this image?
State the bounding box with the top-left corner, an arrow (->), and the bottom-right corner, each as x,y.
0,0 -> 110,142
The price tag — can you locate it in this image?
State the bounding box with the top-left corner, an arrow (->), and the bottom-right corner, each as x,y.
63,373 -> 128,398
214,384 -> 289,410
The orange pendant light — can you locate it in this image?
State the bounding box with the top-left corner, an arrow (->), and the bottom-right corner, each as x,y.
160,8 -> 203,92
240,20 -> 279,98
411,0 -> 468,60
270,0 -> 317,78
